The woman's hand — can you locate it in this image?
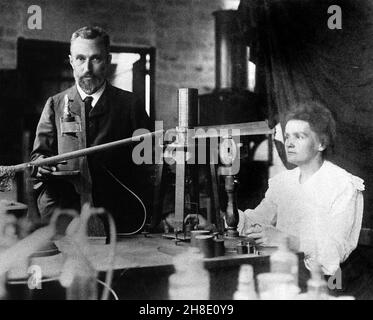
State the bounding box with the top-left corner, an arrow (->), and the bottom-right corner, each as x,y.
244,224 -> 285,246
244,224 -> 300,251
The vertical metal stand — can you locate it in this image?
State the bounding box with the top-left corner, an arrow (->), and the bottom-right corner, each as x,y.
54,96 -> 104,236
171,88 -> 199,239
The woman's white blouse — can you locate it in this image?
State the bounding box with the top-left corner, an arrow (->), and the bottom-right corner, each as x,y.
240,160 -> 365,275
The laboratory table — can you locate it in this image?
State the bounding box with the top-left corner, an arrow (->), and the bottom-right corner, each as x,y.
5,234 -> 309,300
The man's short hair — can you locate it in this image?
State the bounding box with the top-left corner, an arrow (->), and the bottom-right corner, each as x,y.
285,100 -> 337,153
70,26 -> 110,53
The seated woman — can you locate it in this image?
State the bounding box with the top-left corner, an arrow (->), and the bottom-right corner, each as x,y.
241,101 -> 364,278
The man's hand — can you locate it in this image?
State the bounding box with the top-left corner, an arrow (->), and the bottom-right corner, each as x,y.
36,165 -> 57,178
244,224 -> 285,246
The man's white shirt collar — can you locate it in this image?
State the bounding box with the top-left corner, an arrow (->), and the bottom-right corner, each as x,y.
77,81 -> 106,108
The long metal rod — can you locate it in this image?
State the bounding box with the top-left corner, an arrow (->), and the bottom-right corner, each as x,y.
11,130 -> 163,173
193,120 -> 273,139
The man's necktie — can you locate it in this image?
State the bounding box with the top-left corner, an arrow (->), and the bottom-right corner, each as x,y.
84,96 -> 93,116
84,96 -> 93,146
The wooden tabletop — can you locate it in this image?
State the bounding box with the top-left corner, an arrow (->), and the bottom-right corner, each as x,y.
7,233 -> 279,280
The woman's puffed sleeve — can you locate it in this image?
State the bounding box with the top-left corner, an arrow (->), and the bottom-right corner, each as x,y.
238,178 -> 278,235
300,176 -> 364,275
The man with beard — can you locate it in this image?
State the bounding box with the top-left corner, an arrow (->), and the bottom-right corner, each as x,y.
30,26 -> 151,234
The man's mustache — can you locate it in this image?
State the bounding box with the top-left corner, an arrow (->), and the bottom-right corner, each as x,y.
80,73 -> 97,79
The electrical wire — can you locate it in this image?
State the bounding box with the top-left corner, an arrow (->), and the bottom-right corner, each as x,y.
104,167 -> 147,236
66,206 -> 116,301
49,207 -> 116,301
7,277 -> 119,300
8,277 -> 119,300
1,209 -> 116,301
100,211 -> 116,300
7,276 -> 61,285
96,278 -> 119,300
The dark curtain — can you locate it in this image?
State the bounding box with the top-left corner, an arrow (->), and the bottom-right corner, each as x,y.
238,0 -> 373,227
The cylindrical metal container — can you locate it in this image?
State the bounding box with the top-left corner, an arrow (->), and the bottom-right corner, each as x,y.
213,10 -> 248,90
177,88 -> 199,129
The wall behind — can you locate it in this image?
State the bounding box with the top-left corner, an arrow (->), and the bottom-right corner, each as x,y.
0,0 -> 228,129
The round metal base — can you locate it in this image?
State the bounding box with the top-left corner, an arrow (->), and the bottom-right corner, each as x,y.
223,235 -> 250,254
30,241 -> 60,258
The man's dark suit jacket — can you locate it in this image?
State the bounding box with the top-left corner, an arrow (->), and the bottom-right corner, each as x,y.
31,83 -> 152,233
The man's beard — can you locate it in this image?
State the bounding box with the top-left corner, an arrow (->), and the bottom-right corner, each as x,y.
77,75 -> 104,94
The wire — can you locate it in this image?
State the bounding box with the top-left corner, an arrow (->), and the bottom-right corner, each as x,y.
96,279 -> 119,300
104,167 -> 147,236
7,277 -> 119,301
2,209 -> 116,301
66,206 -> 116,301
50,207 -> 116,301
7,276 -> 61,285
100,211 -> 116,300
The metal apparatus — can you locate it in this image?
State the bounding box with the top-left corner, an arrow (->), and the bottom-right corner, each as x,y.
173,88 -> 199,235
0,128 -> 161,236
214,10 -> 248,90
59,94 -> 82,172
0,130 -> 162,192
155,88 -> 273,242
196,120 -> 273,239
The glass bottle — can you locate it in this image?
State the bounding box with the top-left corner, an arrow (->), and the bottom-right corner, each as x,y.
168,247 -> 209,300
307,263 -> 329,300
270,235 -> 299,286
62,255 -> 98,300
259,235 -> 300,299
233,264 -> 257,300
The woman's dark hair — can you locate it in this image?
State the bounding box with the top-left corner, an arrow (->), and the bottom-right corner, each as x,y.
284,101 -> 337,154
